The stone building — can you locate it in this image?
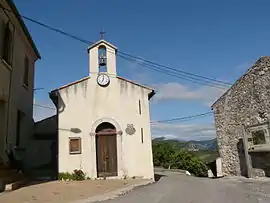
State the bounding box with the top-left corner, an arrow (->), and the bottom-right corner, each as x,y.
212,56 -> 270,177
0,0 -> 40,165
49,39 -> 155,180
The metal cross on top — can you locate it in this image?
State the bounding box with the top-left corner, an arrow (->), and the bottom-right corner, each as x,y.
100,29 -> 106,39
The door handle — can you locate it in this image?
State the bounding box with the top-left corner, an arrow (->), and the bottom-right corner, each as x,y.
103,154 -> 109,162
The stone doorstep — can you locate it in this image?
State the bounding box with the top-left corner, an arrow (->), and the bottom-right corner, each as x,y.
94,176 -> 144,180
4,178 -> 29,192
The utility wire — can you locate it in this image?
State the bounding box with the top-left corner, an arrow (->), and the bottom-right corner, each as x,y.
118,52 -> 232,86
0,4 -> 232,88
2,5 -> 219,130
150,112 -> 213,124
34,103 -> 55,110
22,15 -> 92,45
119,55 -> 228,89
33,102 -> 213,123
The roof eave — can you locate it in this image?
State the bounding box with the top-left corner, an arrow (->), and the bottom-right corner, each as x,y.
49,90 -> 58,107
116,76 -> 155,91
211,56 -> 270,110
7,0 -> 41,59
51,76 -> 90,92
211,95 -> 225,110
148,90 -> 156,100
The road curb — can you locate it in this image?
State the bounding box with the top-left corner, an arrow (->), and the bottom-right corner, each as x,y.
154,167 -> 186,174
71,180 -> 154,203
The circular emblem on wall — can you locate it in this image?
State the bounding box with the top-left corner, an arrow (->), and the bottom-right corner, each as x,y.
125,124 -> 136,135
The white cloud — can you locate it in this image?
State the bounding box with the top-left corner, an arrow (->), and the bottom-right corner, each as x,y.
151,122 -> 216,141
152,82 -> 227,106
152,134 -> 178,140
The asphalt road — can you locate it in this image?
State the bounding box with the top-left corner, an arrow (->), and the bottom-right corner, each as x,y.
97,171 -> 270,203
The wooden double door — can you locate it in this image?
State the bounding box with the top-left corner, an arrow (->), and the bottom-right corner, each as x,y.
96,132 -> 118,177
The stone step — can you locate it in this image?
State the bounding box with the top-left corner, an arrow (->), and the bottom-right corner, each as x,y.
0,164 -> 11,170
0,175 -> 28,192
4,178 -> 29,191
0,169 -> 18,177
0,159 -> 29,192
1,172 -> 24,185
0,158 -> 8,168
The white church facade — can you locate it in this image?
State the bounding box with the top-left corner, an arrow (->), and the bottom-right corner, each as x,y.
49,39 -> 155,179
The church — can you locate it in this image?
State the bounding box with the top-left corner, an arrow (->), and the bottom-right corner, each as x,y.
49,39 -> 155,180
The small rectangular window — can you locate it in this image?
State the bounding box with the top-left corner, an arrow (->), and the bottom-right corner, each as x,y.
23,56 -> 29,87
2,23 -> 12,65
16,110 -> 23,146
141,128 -> 144,143
139,100 -> 141,115
252,130 -> 266,145
69,137 -> 81,154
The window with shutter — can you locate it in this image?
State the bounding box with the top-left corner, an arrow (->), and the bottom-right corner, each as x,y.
138,100 -> 141,115
16,110 -> 24,146
23,56 -> 29,87
2,23 -> 12,65
141,128 -> 144,143
251,130 -> 266,145
69,137 -> 81,154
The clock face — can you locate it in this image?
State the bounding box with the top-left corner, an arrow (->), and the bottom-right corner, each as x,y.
97,74 -> 110,87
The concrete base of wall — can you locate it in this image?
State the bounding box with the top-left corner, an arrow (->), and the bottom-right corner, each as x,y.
216,158 -> 223,177
207,157 -> 223,178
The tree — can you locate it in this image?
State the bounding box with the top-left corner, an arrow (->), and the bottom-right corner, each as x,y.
152,142 -> 208,177
152,142 -> 177,168
171,151 -> 208,177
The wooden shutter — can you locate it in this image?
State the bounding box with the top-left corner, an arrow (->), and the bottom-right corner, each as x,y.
0,19 -> 6,58
16,110 -> 23,146
23,56 -> 29,86
2,22 -> 12,64
69,138 -> 81,154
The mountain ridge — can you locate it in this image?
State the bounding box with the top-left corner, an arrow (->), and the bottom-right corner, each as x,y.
152,137 -> 217,150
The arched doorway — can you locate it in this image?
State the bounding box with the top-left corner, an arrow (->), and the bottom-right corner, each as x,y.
95,122 -> 118,177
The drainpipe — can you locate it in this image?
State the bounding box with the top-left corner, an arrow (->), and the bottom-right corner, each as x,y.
4,27 -> 14,155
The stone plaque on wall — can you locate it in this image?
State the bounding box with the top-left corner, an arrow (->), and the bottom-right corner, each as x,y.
125,124 -> 136,135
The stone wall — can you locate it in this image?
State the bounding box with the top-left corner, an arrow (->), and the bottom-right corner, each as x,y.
212,56 -> 270,176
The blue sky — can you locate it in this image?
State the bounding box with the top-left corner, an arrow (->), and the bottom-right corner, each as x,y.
14,0 -> 270,140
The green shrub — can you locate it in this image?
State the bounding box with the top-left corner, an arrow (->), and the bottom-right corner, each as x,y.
58,172 -> 73,180
152,142 -> 208,177
73,169 -> 86,180
58,169 -> 86,181
171,151 -> 208,177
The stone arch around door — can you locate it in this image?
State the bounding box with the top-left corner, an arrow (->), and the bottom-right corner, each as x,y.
91,117 -> 122,134
91,118 -> 122,178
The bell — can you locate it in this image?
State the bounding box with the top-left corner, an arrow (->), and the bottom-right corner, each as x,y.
99,53 -> 107,66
